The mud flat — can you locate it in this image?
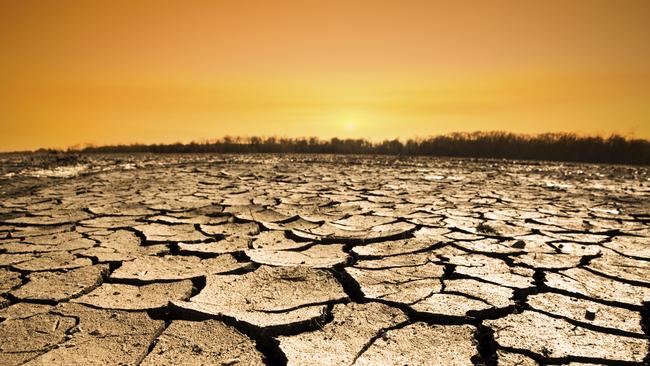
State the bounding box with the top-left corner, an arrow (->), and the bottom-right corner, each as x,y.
0,154 -> 648,365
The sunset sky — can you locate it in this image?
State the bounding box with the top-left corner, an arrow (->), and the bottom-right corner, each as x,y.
1,0 -> 649,151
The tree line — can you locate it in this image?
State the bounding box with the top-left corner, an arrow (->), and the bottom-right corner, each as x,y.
71,132 -> 649,165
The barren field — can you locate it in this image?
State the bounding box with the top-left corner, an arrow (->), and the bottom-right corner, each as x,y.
0,154 -> 648,365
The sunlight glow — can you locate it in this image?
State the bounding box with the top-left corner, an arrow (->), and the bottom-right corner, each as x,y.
1,1 -> 649,151
344,120 -> 358,132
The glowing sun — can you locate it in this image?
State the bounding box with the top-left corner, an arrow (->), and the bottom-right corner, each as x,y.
343,120 -> 358,132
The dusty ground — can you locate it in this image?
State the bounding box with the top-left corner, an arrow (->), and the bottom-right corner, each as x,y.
0,154 -> 648,365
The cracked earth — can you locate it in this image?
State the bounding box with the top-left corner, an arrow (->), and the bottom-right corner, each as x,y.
0,154 -> 648,365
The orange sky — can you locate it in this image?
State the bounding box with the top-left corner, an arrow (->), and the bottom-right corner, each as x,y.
1,0 -> 649,151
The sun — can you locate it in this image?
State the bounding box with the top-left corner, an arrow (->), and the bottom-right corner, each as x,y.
343,119 -> 358,132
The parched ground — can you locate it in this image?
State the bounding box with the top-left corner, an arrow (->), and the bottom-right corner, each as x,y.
0,154 -> 648,365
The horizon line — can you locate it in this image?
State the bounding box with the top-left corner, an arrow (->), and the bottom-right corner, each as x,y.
5,130 -> 649,154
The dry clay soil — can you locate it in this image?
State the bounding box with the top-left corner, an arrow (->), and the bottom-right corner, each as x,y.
0,154 -> 649,365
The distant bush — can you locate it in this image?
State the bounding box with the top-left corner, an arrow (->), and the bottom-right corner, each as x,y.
73,132 -> 650,165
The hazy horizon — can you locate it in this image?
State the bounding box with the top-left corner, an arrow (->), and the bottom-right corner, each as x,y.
3,131 -> 649,154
